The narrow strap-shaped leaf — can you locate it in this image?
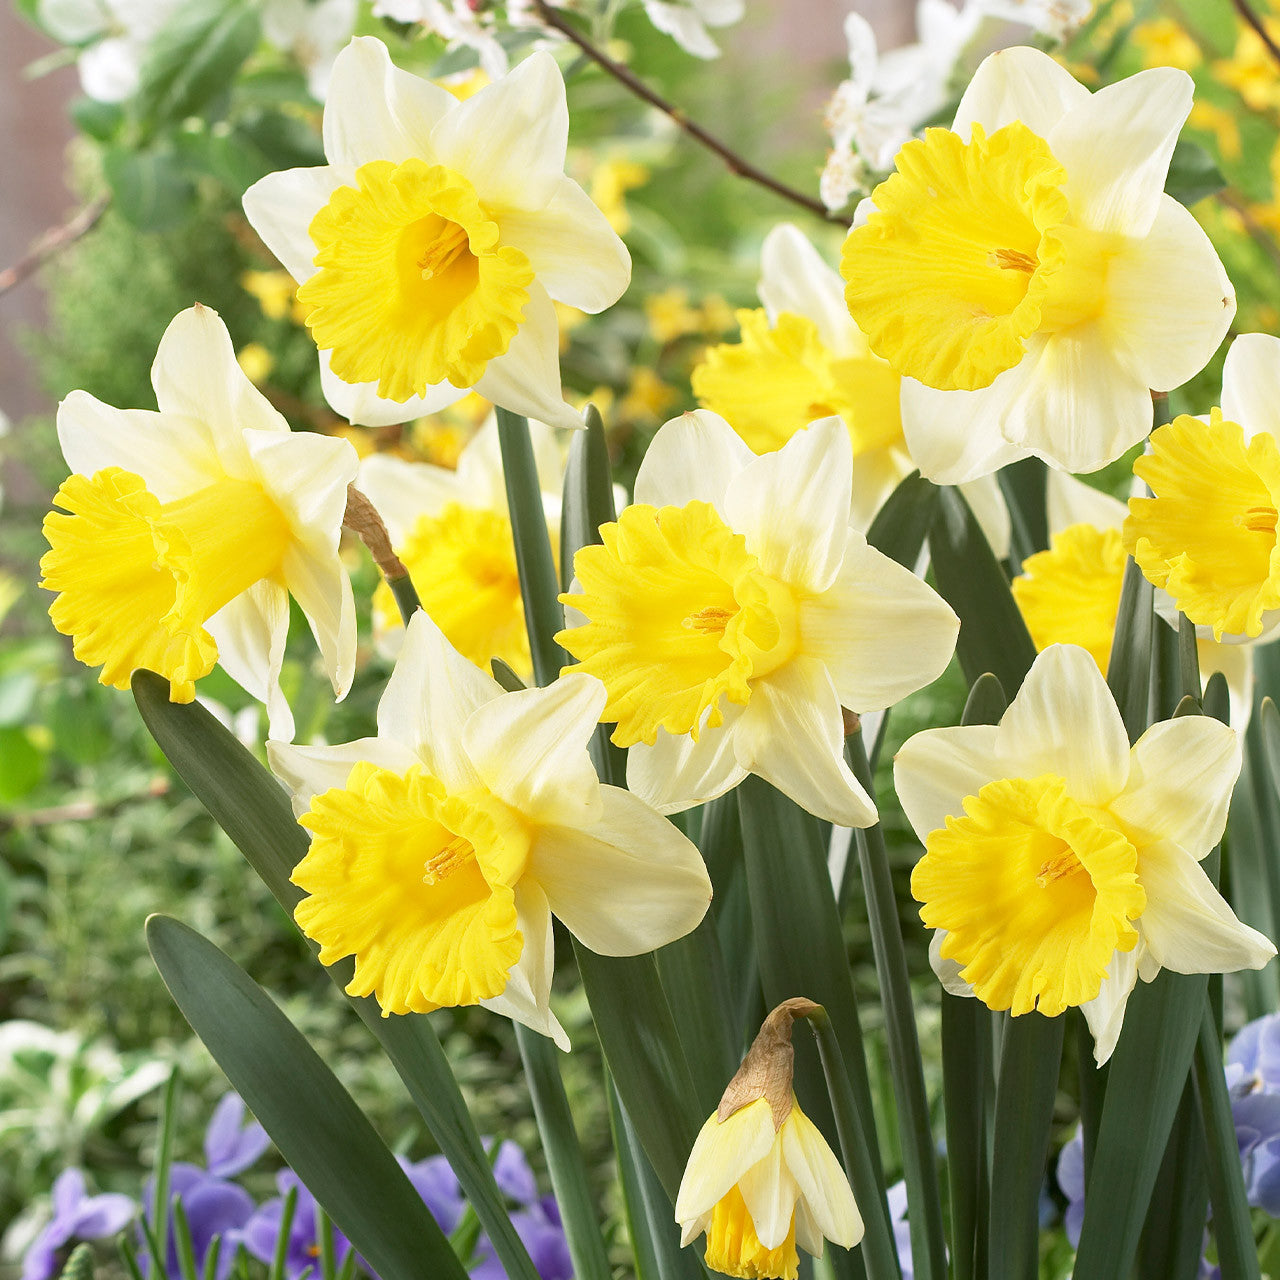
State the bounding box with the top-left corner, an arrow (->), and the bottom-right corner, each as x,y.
495,406 -> 565,683
736,775 -> 893,1263
1135,1082 -> 1207,1280
1178,614 -> 1201,707
928,486 -> 1037,695
560,405 -> 617,589
987,1013 -> 1064,1280
865,471 -> 938,571
996,457 -> 1049,568
514,1025 -> 612,1279
573,943 -> 705,1199
146,916 -> 468,1280
942,675 -> 1005,1280
809,1014 -> 903,1280
1193,1006 -> 1262,1280
131,676 -> 542,1280
1072,972 -> 1209,1280
607,1075 -> 709,1280
1106,556 -> 1155,742
846,729 -> 946,1280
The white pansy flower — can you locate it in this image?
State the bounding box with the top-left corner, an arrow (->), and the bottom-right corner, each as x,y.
243,37 -> 630,430
642,0 -> 743,59
38,0 -> 181,102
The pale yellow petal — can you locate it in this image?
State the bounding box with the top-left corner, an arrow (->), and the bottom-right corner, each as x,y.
675,1100 -> 776,1224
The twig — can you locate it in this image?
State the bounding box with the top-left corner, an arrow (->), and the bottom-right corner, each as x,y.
530,0 -> 839,223
1230,0 -> 1280,71
0,193 -> 110,298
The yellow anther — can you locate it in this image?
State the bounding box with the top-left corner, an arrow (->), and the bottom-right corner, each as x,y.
424,833 -> 475,885
1036,850 -> 1083,887
1243,505 -> 1278,534
419,222 -> 470,281
683,605 -> 735,635
992,248 -> 1038,273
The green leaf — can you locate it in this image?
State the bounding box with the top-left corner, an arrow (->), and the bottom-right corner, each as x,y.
58,1245 -> 96,1280
1105,558 -> 1154,742
102,146 -> 196,232
929,486 -> 1037,695
987,1013 -> 1064,1280
865,471 -> 937,570
490,658 -> 526,692
134,0 -> 260,133
1135,1080 -> 1207,1280
560,405 -> 617,591
146,916 -> 468,1280
1164,139 -> 1226,208
0,726 -> 47,802
1072,973 -> 1208,1280
996,457 -> 1048,568
70,96 -> 124,142
130,675 -> 542,1280
514,1026 -> 612,1279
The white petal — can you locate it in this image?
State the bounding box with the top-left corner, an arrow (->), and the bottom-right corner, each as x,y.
723,418 -> 852,594
356,453 -> 465,545
1222,332 -> 1280,442
957,473 -> 1011,559
151,307 -> 286,466
675,1102 -> 776,1223
266,735 -> 419,815
318,350 -> 466,426
780,1106 -> 863,1248
242,166 -> 344,285
495,176 -> 631,313
1139,841 -> 1276,974
848,446 -> 913,534
530,787 -> 711,954
643,0 -> 721,57
206,583 -> 293,742
998,644 -> 1130,805
1199,638 -> 1254,732
738,1142 -> 796,1250
951,45 -> 1090,141
453,413 -> 565,510
461,673 -> 606,829
1048,68 -> 1192,237
899,376 -> 1027,486
734,657 -> 877,828
999,327 -> 1155,475
798,530 -> 958,713
893,724 -> 1002,841
1109,716 -> 1240,857
281,542 -> 357,700
625,714 -> 749,815
78,36 -> 142,102
1081,944 -> 1141,1066
322,36 -> 455,166
430,50 -> 568,211
929,929 -> 976,998
480,879 -> 570,1051
758,224 -> 856,355
474,284 -> 583,431
1046,470 -> 1127,535
55,393 -> 220,502
632,410 -> 756,514
377,610 -> 502,785
1101,197 -> 1235,393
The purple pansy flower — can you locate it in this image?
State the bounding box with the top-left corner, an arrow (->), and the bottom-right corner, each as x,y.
203,1094 -> 270,1179
22,1170 -> 137,1280
886,1181 -> 915,1280
243,1170 -> 355,1280
141,1164 -> 256,1280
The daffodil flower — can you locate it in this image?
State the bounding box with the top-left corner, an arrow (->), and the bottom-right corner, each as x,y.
691,222 -> 1010,547
1125,333 -> 1280,645
40,305 -> 358,741
842,45 -> 1235,483
556,413 -> 960,827
267,611 -> 712,1047
1014,470 -> 1254,726
675,999 -> 862,1279
242,36 -> 630,429
357,414 -> 564,677
898,644 -> 1274,1064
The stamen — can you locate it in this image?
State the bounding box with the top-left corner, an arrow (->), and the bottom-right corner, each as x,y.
683,605 -> 735,635
419,222 -> 470,281
424,833 -> 475,885
1035,850 -> 1082,888
991,248 -> 1037,273
1243,505 -> 1278,534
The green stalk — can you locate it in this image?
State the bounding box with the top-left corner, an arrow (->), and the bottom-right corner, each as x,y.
150,1067 -> 180,1274
515,1024 -> 613,1279
845,728 -> 946,1280
387,573 -> 421,626
171,1199 -> 199,1280
809,1013 -> 904,1280
987,1013 -> 1065,1280
1194,1006 -> 1262,1280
